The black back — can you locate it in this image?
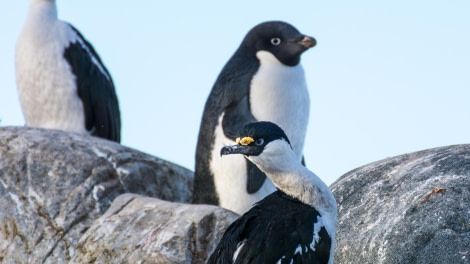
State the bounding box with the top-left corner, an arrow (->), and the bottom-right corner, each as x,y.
193,21 -> 310,205
207,190 -> 332,264
63,25 -> 121,142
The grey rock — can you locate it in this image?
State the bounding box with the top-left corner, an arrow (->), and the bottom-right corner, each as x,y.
331,144 -> 470,264
8,125 -> 469,264
72,193 -> 238,264
0,126 -> 193,263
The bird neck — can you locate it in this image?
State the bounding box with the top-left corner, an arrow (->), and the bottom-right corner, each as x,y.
30,0 -> 56,3
248,141 -> 336,214
275,164 -> 336,214
28,0 -> 58,23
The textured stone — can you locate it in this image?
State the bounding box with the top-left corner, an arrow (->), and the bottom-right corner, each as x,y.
331,144 -> 470,264
6,125 -> 469,263
0,126 -> 193,263
72,193 -> 238,264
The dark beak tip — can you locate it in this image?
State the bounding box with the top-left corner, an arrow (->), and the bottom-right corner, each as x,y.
220,146 -> 231,156
300,36 -> 317,49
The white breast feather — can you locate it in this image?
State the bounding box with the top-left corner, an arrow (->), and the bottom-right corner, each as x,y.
310,215 -> 324,251
16,1 -> 87,133
250,50 -> 310,159
210,51 -> 310,214
210,114 -> 276,214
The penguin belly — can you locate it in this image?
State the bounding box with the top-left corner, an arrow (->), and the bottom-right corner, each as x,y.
209,51 -> 310,214
210,114 -> 276,214
16,21 -> 87,133
250,51 -> 310,159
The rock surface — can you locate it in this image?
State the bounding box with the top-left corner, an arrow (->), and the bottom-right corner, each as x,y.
331,144 -> 470,264
3,126 -> 470,263
0,127 -> 193,263
72,193 -> 238,264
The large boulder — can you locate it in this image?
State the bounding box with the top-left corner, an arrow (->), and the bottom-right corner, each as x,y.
72,193 -> 238,263
0,127 -> 193,263
7,125 -> 468,264
331,144 -> 470,263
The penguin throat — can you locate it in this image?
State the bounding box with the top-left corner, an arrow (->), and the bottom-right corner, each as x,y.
249,51 -> 310,158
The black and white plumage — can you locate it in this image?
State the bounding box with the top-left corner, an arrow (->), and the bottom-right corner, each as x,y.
194,21 -> 316,214
207,121 -> 337,264
15,0 -> 121,142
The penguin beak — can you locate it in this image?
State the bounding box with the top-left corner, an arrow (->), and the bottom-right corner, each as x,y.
221,144 -> 256,157
298,35 -> 316,49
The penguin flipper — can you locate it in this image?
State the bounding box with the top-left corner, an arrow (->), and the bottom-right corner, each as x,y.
246,160 -> 267,193
222,96 -> 257,139
221,96 -> 267,193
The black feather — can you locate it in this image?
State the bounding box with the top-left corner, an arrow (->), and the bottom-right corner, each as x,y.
63,25 -> 121,142
207,190 -> 331,264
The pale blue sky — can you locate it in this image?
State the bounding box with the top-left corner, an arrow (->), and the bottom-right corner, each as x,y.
1,1 -> 469,185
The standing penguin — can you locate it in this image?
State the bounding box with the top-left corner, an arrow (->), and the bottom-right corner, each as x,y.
194,21 -> 316,214
16,0 -> 121,142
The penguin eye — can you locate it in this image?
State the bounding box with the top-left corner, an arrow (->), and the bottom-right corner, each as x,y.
270,38 -> 281,46
255,138 -> 264,146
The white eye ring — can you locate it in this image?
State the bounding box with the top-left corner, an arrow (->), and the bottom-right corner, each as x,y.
255,138 -> 264,146
270,38 -> 281,46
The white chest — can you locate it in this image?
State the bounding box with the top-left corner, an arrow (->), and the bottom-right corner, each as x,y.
249,51 -> 310,157
209,52 -> 312,214
210,115 -> 276,214
15,4 -> 86,133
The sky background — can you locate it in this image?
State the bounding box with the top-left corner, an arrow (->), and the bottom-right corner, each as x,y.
1,1 -> 469,185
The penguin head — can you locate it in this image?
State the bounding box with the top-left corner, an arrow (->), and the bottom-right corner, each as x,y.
240,21 -> 316,66
220,121 -> 292,158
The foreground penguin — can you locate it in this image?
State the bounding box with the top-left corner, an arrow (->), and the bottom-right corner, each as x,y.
207,121 -> 337,264
16,0 -> 121,142
194,21 -> 315,214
